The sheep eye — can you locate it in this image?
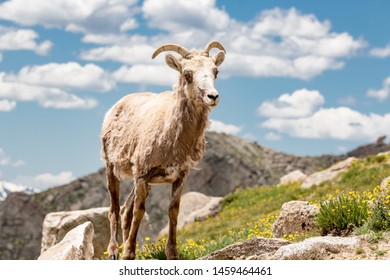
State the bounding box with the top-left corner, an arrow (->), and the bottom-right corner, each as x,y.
183,70 -> 193,83
213,68 -> 219,79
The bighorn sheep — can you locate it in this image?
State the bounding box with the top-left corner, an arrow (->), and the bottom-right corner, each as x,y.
101,41 -> 226,260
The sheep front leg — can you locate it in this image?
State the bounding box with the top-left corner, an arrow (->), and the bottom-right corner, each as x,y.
166,171 -> 189,260
122,178 -> 150,260
106,164 -> 120,260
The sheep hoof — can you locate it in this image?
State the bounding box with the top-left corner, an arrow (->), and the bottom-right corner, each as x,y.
109,254 -> 118,260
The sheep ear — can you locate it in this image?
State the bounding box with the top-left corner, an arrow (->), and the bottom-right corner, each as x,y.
213,50 -> 225,67
165,54 -> 182,72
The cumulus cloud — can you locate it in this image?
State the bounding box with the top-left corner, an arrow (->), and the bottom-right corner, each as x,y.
0,148 -> 25,166
113,64 -> 177,86
259,90 -> 390,141
208,119 -> 242,135
0,25 -> 52,55
14,171 -> 75,190
6,62 -> 115,92
370,43 -> 390,58
82,5 -> 364,82
262,107 -> 390,141
142,0 -> 231,32
0,99 -> 16,112
0,0 -> 138,34
0,72 -> 98,110
257,89 -> 324,118
1,1 -> 365,85
366,76 -> 390,101
264,132 -> 282,141
81,44 -> 155,65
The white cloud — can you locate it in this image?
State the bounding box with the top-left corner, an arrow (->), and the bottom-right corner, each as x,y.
78,5 -> 364,82
142,0 -> 231,32
260,90 -> 390,141
34,171 -> 75,189
0,0 -> 138,34
0,148 -> 24,166
370,43 -> 390,58
0,99 -> 16,112
367,76 -> 390,101
257,89 -> 324,118
113,64 -> 177,86
0,148 -> 11,166
14,171 -> 75,190
0,72 -> 98,110
337,95 -> 357,106
264,132 -> 282,141
262,106 -> 390,141
81,44 -> 155,65
0,25 -> 52,55
6,62 -> 115,92
208,119 -> 242,135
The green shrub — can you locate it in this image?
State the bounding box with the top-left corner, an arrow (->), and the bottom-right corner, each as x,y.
315,191 -> 369,235
366,186 -> 390,231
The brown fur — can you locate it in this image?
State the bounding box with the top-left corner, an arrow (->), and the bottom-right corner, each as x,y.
101,42 -> 225,260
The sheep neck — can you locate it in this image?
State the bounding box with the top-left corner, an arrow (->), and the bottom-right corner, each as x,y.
160,78 -> 209,167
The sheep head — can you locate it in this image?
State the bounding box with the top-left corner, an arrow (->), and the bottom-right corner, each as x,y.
152,41 -> 226,109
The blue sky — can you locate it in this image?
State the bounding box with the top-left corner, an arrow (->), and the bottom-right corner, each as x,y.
0,0 -> 389,190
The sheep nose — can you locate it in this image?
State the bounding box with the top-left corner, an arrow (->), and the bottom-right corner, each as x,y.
207,93 -> 219,101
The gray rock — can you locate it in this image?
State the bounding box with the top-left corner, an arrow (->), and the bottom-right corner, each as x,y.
302,157 -> 357,188
38,222 -> 94,260
272,201 -> 320,238
273,236 -> 360,260
279,170 -> 308,185
199,237 -> 291,260
40,207 -> 153,259
158,192 -> 222,237
380,176 -> 390,189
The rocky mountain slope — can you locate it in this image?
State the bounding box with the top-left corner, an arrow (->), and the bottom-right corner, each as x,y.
1,132 -> 389,259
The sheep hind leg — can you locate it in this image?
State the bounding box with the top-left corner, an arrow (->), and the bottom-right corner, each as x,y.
122,178 -> 150,260
120,186 -> 135,245
106,164 -> 121,260
166,171 -> 188,260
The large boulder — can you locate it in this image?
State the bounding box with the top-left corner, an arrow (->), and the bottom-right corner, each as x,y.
38,222 -> 94,260
302,157 -> 357,188
272,201 -> 320,238
273,236 -> 360,260
40,207 -> 153,259
279,170 -> 308,185
380,176 -> 390,189
158,192 -> 222,237
199,237 -> 291,260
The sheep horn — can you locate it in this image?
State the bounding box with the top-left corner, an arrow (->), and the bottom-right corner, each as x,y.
152,44 -> 191,59
203,41 -> 226,56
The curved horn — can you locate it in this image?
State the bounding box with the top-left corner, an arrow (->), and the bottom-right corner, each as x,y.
151,44 -> 191,59
203,41 -> 226,56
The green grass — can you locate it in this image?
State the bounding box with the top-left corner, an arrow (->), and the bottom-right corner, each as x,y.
135,153 -> 390,260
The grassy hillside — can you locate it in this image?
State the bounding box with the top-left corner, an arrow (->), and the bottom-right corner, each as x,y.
137,153 -> 390,259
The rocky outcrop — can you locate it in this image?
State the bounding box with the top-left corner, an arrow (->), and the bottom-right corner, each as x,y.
380,176 -> 390,189
158,192 -> 222,237
272,201 -> 320,238
38,222 -> 94,260
273,236 -> 360,260
199,237 -> 292,260
279,170 -> 308,185
40,207 -> 153,259
302,157 -> 357,188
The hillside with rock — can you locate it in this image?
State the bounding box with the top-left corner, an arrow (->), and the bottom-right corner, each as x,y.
1,133 -> 389,259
